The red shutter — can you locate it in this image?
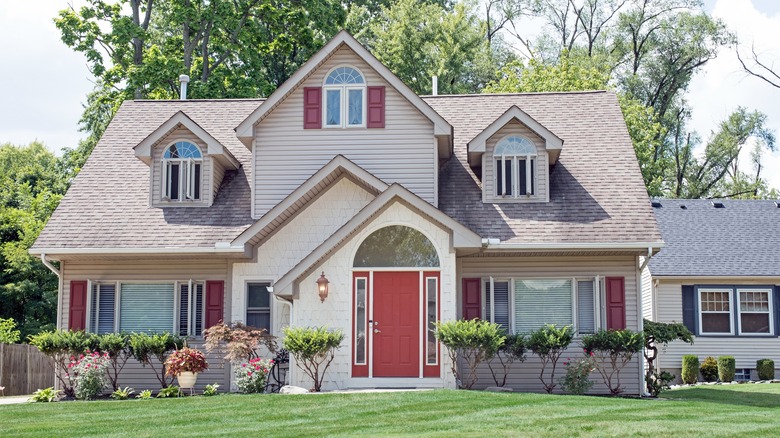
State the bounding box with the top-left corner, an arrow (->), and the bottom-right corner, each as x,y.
205,280 -> 225,329
606,277 -> 626,330
462,278 -> 481,320
367,86 -> 385,128
69,281 -> 88,331
303,87 -> 322,129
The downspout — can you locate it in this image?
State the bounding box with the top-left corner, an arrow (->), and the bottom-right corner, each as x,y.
272,293 -> 293,386
637,246 -> 653,397
41,253 -> 62,330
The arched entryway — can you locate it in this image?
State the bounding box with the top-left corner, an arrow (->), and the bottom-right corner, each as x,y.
352,225 -> 441,379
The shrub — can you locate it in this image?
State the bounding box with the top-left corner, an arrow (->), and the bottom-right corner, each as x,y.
97,332 -> 131,391
559,353 -> 597,395
681,355 -> 699,384
165,347 -> 209,377
29,330 -> 99,397
435,319 -> 505,389
136,389 -> 153,400
0,318 -> 21,344
526,324 -> 574,393
31,387 -> 62,402
156,385 -> 181,398
582,329 -> 644,395
128,332 -> 184,388
204,322 -> 277,363
283,326 -> 344,392
203,383 -> 220,396
110,387 -> 135,400
643,320 -> 693,394
646,371 -> 676,397
70,350 -> 111,400
700,356 -> 719,382
235,358 -> 273,393
757,359 -> 775,381
487,333 -> 526,387
718,356 -> 736,382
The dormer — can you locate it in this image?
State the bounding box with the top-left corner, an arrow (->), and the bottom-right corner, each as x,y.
134,111 -> 240,207
467,106 -> 563,203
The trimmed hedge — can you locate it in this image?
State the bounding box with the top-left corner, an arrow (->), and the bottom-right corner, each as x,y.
681,355 -> 699,384
757,359 -> 775,381
718,356 -> 736,382
700,356 -> 718,382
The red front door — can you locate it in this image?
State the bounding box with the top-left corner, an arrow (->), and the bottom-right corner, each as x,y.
372,271 -> 420,377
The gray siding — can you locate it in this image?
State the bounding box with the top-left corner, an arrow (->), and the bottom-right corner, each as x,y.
459,255 -> 642,394
150,126 -> 213,208
482,120 -> 549,203
253,46 -> 436,218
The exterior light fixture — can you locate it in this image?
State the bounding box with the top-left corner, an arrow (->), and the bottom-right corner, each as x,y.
316,272 -> 330,302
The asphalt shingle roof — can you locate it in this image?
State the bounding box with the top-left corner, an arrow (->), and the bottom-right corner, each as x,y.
648,198 -> 780,277
32,99 -> 262,250
423,91 -> 661,244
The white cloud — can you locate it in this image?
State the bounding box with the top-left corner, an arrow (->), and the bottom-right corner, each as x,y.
687,0 -> 780,192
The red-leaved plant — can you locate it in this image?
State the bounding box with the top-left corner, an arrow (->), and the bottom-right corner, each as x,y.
165,347 -> 209,377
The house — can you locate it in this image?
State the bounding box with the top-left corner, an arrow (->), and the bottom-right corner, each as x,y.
643,199 -> 780,381
31,31 -> 662,394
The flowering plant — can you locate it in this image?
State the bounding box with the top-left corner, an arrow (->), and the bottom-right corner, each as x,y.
165,347 -> 209,376
69,350 -> 110,400
559,350 -> 597,395
234,358 -> 273,393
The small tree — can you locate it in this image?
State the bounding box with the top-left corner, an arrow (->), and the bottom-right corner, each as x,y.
97,333 -> 132,391
643,319 -> 693,395
283,326 -> 343,392
29,330 -> 98,397
435,319 -> 505,389
0,318 -> 21,344
128,332 -> 184,388
581,329 -> 644,395
526,324 -> 574,393
204,321 -> 277,363
487,333 -> 526,387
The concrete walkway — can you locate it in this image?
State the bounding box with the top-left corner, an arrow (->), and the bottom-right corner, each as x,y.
0,395 -> 31,405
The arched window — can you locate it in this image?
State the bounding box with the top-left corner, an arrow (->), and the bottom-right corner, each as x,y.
353,225 -> 439,268
494,135 -> 536,197
323,66 -> 366,128
162,141 -> 202,201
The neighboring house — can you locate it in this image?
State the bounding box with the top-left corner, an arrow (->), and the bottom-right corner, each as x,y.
644,199 -> 780,381
31,31 -> 662,394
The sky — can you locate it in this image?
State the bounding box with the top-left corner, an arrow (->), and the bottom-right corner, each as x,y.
0,0 -> 777,191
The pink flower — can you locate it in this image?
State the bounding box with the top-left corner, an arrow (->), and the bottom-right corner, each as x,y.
242,363 -> 247,367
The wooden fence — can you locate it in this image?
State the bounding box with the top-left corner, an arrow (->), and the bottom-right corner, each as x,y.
0,344 -> 55,396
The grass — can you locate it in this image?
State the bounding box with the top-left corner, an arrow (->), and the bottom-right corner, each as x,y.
1,384 -> 780,437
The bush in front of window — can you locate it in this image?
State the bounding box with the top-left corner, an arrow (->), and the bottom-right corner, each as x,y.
97,332 -> 132,391
559,353 -> 597,395
70,350 -> 111,400
526,324 -> 574,394
717,356 -> 736,382
681,355 -> 699,384
581,329 -> 644,395
487,333 -> 527,388
29,330 -> 100,398
282,326 -> 344,392
700,356 -> 719,382
234,358 -> 273,393
757,359 -> 775,381
128,332 -> 185,389
434,319 -> 506,390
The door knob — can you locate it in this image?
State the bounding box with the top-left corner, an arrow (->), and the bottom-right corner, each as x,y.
373,328 -> 381,334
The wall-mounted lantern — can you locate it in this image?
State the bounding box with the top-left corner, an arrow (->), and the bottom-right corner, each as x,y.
316,272 -> 330,302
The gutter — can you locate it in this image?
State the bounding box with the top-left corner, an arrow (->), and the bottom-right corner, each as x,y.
480,239 -> 664,252
40,253 -> 63,332
29,244 -> 249,257
271,290 -> 293,386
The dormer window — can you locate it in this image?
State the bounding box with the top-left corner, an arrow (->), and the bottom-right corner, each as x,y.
162,141 -> 202,201
324,66 -> 366,128
494,136 -> 536,197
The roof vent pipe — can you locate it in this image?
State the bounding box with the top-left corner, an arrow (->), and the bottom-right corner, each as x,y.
179,74 -> 190,100
432,76 -> 438,96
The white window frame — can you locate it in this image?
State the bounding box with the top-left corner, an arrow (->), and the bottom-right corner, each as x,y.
354,276 -> 368,366
85,281 -> 120,334
575,277 -> 602,335
246,281 -> 273,332
175,280 -> 205,337
322,66 -> 367,129
736,288 -> 774,336
698,288 -> 735,335
161,141 -> 203,202
482,277 -> 513,333
493,137 -> 537,199
425,276 -> 438,366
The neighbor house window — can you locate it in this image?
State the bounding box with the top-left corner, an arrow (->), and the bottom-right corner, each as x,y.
698,288 -> 734,335
494,135 -> 536,198
323,66 -> 366,128
246,282 -> 271,331
737,289 -> 772,335
162,141 -> 202,201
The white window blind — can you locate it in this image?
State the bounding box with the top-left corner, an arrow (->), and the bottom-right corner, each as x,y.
514,279 -> 573,334
577,280 -> 596,334
119,284 -> 175,333
90,284 -> 116,334
485,280 -> 511,332
179,283 -> 204,336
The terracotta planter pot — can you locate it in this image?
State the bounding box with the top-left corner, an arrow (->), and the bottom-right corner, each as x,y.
177,371 -> 198,389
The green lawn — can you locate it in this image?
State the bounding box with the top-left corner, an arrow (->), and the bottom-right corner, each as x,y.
1,384 -> 779,437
